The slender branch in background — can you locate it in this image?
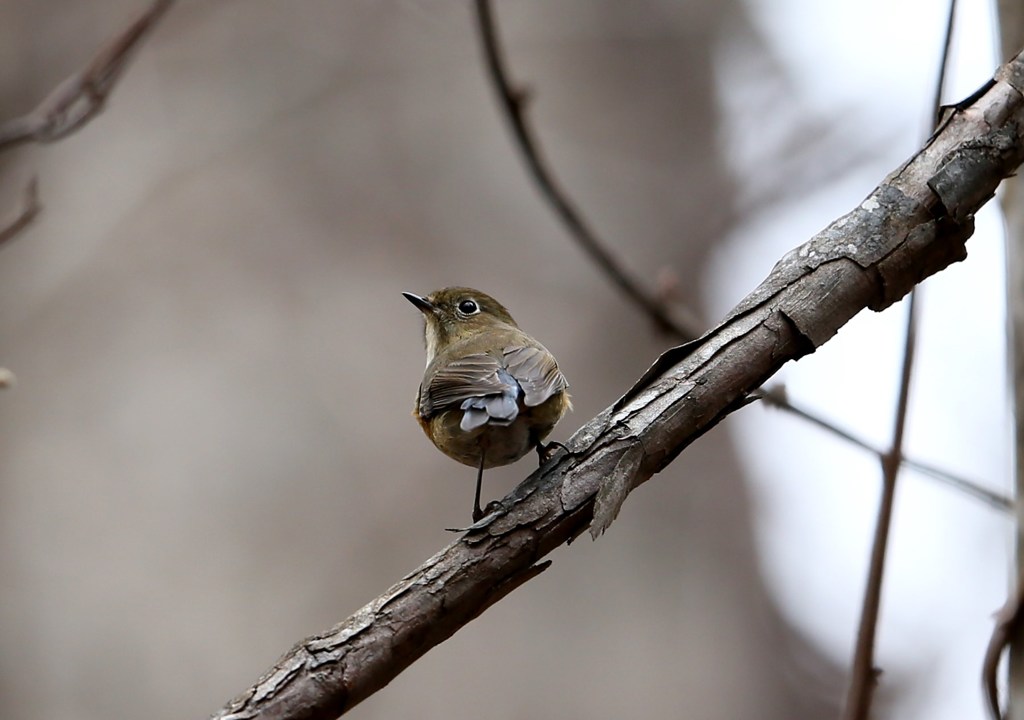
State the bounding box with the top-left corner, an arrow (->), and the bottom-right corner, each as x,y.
842,292 -> 920,720
472,0 -> 702,340
843,4 -> 954,718
0,0 -> 175,153
994,0 -> 1024,713
213,48 -> 1024,718
931,0 -> 958,129
758,385 -> 1012,513
0,2 -> 173,387
0,178 -> 41,249
907,459 -> 1010,512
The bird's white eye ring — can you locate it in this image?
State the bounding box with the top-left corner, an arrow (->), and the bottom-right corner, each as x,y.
457,299 -> 479,315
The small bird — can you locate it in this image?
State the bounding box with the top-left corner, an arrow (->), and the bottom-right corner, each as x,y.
404,287 -> 570,521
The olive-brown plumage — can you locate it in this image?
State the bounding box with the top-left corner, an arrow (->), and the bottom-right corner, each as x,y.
404,287 -> 570,521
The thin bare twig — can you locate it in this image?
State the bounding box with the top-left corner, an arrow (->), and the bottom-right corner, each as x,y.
997,0 -> 1024,710
472,0 -> 702,340
932,0 -> 959,129
0,3 -> 170,396
0,0 -> 175,153
0,178 -> 41,248
759,385 -> 1012,513
843,292 -> 920,720
843,4 -> 956,717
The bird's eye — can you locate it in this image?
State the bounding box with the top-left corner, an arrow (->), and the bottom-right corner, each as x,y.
457,299 -> 479,315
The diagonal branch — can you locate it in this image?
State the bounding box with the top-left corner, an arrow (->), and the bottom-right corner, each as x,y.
472,0 -> 702,339
210,49 -> 1024,720
0,0 -> 175,153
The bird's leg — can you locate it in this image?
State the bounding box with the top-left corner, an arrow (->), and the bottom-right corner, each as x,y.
535,439 -> 567,465
472,449 -> 486,522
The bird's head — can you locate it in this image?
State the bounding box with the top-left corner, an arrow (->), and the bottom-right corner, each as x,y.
403,287 -> 518,363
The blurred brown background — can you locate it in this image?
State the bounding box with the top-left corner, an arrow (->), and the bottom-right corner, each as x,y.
0,1 -> 875,718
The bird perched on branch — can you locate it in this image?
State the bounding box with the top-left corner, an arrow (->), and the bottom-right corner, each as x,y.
404,287 -> 570,521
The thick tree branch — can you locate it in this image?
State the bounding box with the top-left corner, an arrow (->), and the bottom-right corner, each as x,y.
0,0 -> 175,153
211,49 -> 1024,720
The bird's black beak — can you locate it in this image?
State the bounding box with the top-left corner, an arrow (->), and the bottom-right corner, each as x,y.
402,292 -> 435,314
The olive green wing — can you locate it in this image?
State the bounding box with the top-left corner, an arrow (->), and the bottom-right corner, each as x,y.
502,345 -> 568,408
418,353 -> 517,421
